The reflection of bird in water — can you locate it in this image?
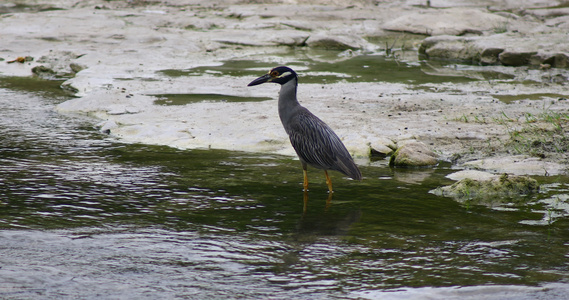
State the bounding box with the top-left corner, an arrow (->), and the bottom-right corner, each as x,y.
297,200 -> 362,238
248,66 -> 362,193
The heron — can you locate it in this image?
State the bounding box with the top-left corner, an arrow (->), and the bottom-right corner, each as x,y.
248,66 -> 361,193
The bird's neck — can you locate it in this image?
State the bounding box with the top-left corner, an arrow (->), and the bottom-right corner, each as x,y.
278,78 -> 300,125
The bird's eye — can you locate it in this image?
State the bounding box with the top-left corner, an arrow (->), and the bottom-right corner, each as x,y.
270,70 -> 279,77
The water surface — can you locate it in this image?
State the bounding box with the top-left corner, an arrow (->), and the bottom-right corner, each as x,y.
1,69 -> 568,299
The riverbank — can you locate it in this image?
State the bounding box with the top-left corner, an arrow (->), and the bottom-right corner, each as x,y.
1,0 -> 568,176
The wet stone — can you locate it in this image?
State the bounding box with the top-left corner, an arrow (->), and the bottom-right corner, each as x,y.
480,47 -> 505,65
31,65 -> 55,78
369,137 -> 396,158
389,141 -> 438,168
543,53 -> 569,68
432,173 -> 540,201
499,50 -> 538,66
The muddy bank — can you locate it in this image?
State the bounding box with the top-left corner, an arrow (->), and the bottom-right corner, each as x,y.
1,0 -> 568,176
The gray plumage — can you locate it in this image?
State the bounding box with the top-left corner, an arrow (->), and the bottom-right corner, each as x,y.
248,66 -> 361,191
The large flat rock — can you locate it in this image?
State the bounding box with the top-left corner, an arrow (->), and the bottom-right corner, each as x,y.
383,8 -> 510,36
419,33 -> 569,68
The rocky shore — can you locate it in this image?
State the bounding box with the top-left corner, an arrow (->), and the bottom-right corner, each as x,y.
1,0 -> 568,179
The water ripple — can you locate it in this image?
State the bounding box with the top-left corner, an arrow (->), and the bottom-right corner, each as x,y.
1,81 -> 569,299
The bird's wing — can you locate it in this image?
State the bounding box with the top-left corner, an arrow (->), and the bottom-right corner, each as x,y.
287,109 -> 361,179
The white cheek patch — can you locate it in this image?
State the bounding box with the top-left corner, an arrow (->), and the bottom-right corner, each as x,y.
278,72 -> 292,78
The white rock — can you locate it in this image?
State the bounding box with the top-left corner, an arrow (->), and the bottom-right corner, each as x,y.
446,170 -> 499,181
383,8 -> 510,36
463,155 -> 567,176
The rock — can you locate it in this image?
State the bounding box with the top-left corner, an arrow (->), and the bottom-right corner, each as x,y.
369,137 -> 396,158
545,15 -> 569,29
419,35 -> 478,62
382,8 -> 509,36
32,51 -> 85,78
214,29 -> 310,47
106,105 -> 141,115
280,20 -> 314,31
499,50 -> 537,66
98,119 -> 118,134
214,34 -> 276,47
432,173 -> 539,201
305,33 -> 369,50
543,53 -> 569,68
419,34 -> 569,68
31,65 -> 56,78
480,47 -> 505,65
463,155 -> 568,176
525,7 -> 569,19
389,141 -> 438,167
446,170 -> 498,181
69,63 -> 87,73
270,33 -> 310,46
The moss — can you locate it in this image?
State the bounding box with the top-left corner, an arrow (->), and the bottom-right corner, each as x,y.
433,174 -> 539,202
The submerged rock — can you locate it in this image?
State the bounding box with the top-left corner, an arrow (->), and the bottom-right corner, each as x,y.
389,141 -> 438,167
432,173 -> 539,201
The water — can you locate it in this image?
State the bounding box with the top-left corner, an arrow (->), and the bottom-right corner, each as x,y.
1,66 -> 569,299
158,51 -> 482,84
152,93 -> 272,105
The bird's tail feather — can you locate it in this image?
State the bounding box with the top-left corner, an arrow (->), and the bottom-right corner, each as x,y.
337,158 -> 362,180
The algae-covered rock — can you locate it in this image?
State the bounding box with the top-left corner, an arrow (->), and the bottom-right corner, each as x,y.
389,141 -> 438,167
432,173 -> 539,201
33,51 -> 86,79
31,65 -> 56,78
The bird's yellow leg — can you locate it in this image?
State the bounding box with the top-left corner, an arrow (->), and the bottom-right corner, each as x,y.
324,170 -> 334,194
325,191 -> 333,211
303,190 -> 308,214
303,169 -> 309,192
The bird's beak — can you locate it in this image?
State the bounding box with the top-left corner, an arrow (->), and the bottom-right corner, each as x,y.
247,73 -> 272,86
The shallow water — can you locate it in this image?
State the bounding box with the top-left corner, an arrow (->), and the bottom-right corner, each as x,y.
158,50 -> 481,85
1,64 -> 569,299
152,93 -> 272,105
